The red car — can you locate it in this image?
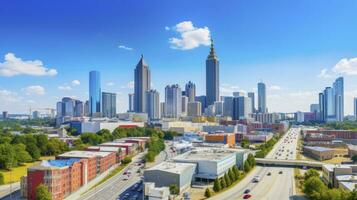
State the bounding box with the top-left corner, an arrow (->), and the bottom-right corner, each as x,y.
243,194 -> 252,199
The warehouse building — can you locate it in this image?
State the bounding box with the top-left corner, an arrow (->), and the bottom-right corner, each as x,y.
144,162 -> 196,193
204,133 -> 236,147
173,148 -> 236,180
303,146 -> 335,161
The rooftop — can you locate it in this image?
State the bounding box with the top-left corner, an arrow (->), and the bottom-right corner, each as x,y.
100,142 -> 134,147
146,162 -> 196,175
340,181 -> 357,191
173,148 -> 235,162
304,146 -> 334,152
87,146 -> 126,152
58,150 -> 113,158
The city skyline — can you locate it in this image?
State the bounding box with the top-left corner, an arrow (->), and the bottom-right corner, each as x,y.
1,1 -> 357,115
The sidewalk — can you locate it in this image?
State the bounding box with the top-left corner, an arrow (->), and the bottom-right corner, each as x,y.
0,182 -> 20,199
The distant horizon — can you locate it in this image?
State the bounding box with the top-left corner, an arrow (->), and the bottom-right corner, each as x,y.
1,0 -> 357,114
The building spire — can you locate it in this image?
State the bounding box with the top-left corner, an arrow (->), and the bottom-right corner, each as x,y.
207,37 -> 217,59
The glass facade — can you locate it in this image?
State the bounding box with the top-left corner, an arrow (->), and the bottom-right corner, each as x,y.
89,71 -> 101,117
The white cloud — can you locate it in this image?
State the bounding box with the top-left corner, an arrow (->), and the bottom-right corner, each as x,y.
23,85 -> 45,95
165,26 -> 170,31
269,85 -> 282,91
121,81 -> 134,89
0,53 -> 57,77
220,84 -> 241,96
71,80 -> 80,86
317,68 -> 332,78
332,57 -> 357,75
107,82 -> 115,86
58,86 -> 72,91
0,89 -> 22,102
169,21 -> 211,50
118,45 -> 133,51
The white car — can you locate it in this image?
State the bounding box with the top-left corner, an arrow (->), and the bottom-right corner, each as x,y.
252,176 -> 260,183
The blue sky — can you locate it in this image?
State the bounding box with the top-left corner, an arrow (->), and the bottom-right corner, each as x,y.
1,0 -> 357,114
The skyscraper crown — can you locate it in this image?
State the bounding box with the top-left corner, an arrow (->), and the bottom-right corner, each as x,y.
207,38 -> 218,60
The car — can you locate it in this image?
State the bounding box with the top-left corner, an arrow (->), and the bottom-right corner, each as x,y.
267,172 -> 271,176
243,194 -> 252,199
123,177 -> 129,181
279,171 -> 283,174
252,176 -> 260,183
244,189 -> 251,194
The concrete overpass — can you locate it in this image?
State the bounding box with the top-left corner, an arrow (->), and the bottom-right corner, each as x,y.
255,158 -> 323,169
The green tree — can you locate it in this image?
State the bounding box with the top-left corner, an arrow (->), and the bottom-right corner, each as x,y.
243,161 -> 251,173
204,188 -> 212,198
220,177 -> 227,189
213,178 -> 221,192
36,184 -> 52,200
303,176 -> 327,200
13,143 -> 32,163
26,142 -> 41,161
112,128 -> 127,139
0,173 -> 4,185
34,134 -> 49,155
0,143 -> 16,169
228,168 -> 235,182
121,157 -> 132,164
233,166 -> 240,180
247,154 -> 256,167
224,173 -> 231,186
304,169 -> 320,181
169,184 -> 179,195
96,129 -> 113,142
241,138 -> 250,148
352,155 -> 357,163
80,132 -> 103,145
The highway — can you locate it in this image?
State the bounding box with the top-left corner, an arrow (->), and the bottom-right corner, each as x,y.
211,127 -> 300,200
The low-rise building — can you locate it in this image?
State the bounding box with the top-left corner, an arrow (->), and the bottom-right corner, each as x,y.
86,146 -> 126,162
100,142 -> 137,155
144,162 -> 196,193
144,182 -> 170,200
204,133 -> 236,147
322,164 -> 357,189
303,146 -> 335,161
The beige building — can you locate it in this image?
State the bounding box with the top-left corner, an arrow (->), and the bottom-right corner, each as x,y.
303,146 -> 335,161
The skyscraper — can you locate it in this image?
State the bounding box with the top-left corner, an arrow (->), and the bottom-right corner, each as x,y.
164,84 -> 182,118
128,93 -> 134,112
195,95 -> 206,114
354,98 -> 357,120
334,77 -> 344,121
187,102 -> 202,117
233,96 -> 251,120
185,81 -> 196,102
74,100 -> 84,117
145,90 -> 160,120
134,55 -> 151,113
258,82 -> 266,113
248,92 -> 255,113
181,96 -> 188,116
62,97 -> 75,117
102,92 -> 116,118
214,101 -> 224,116
206,39 -> 219,107
222,96 -> 234,118
89,71 -> 101,117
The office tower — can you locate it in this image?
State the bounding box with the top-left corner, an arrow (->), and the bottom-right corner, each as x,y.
222,96 -> 234,118
353,97 -> 357,120
333,77 -> 344,121
319,77 -> 344,122
214,101 -> 224,116
233,96 -> 251,120
102,92 -> 116,118
160,102 -> 166,118
2,111 -> 8,119
258,82 -> 266,113
185,81 -> 196,102
145,90 -> 160,120
248,92 -> 255,113
32,111 -> 40,119
84,100 -> 89,117
62,97 -> 75,117
319,93 -> 324,121
74,100 -> 84,117
89,71 -> 101,117
205,105 -> 215,117
310,103 -> 320,121
206,39 -> 219,107
128,93 -> 134,112
195,95 -> 206,114
187,102 -> 202,117
233,92 -> 245,97
134,55 -> 151,113
164,84 -> 182,118
181,96 -> 188,116
56,102 -> 63,117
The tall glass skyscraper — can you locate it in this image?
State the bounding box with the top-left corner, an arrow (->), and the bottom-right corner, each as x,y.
185,81 -> 196,102
206,39 -> 219,107
89,71 -> 101,117
102,92 -> 116,118
334,77 -> 344,121
248,92 -> 255,113
258,82 -> 266,113
165,84 -> 182,118
134,55 -> 151,113
319,77 -> 344,122
145,90 -> 160,120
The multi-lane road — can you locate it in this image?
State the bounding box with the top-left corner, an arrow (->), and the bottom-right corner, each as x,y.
211,127 -> 300,200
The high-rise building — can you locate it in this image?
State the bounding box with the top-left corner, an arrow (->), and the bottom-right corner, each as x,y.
102,92 -> 116,118
233,92 -> 245,97
334,77 -> 344,121
2,111 -> 8,119
128,93 -> 134,112
56,102 -> 63,118
214,101 -> 224,116
222,96 -> 234,118
134,55 -> 151,113
164,84 -> 182,118
195,95 -> 206,114
32,111 -> 40,119
89,71 -> 101,117
233,96 -> 251,120
62,97 -> 75,117
84,100 -> 89,117
258,82 -> 266,113
353,97 -> 357,120
319,77 -> 344,122
145,90 -> 160,120
160,102 -> 165,118
74,100 -> 84,117
185,81 -> 196,102
181,96 -> 188,116
248,92 -> 255,113
206,39 -> 219,107
187,102 -> 202,117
